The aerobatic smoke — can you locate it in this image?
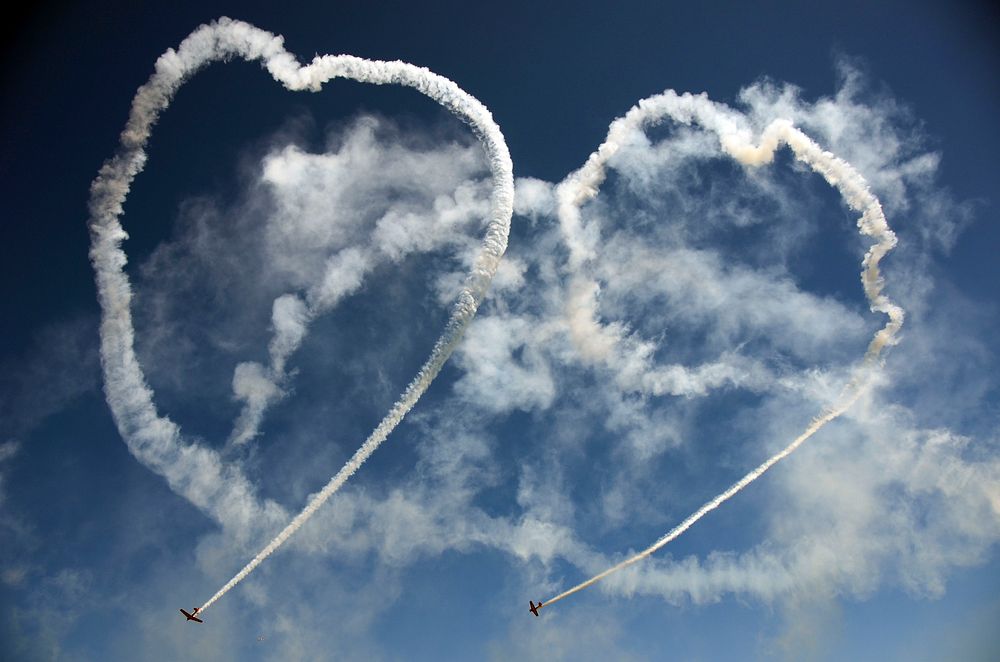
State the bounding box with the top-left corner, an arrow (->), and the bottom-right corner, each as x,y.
87,18 -> 513,614
538,91 -> 904,612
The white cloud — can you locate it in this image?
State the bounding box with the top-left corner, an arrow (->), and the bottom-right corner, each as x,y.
59,39 -> 998,658
417,64 -> 998,624
454,315 -> 556,413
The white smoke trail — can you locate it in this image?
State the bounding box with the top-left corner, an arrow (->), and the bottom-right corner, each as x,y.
87,18 -> 513,614
539,91 -> 904,612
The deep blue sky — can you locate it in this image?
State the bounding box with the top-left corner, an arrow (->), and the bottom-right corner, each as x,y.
1,2 -> 998,660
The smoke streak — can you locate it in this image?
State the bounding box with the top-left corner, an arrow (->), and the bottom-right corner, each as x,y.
87,18 -> 513,613
540,91 -> 903,611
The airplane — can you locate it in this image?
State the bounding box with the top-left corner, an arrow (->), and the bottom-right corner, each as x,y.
529,600 -> 543,617
179,607 -> 203,623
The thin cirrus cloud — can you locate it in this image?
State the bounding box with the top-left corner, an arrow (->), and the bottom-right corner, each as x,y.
87,18 -> 513,614
65,16 -> 999,657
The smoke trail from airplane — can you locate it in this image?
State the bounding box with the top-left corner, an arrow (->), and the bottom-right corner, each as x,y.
539,91 -> 904,612
87,18 -> 513,614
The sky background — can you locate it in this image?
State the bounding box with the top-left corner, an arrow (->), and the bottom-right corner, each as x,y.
1,1 -> 998,661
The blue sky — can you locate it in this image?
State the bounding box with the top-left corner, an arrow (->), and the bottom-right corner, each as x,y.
1,2 -> 998,661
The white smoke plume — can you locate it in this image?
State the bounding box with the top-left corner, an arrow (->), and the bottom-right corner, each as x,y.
538,90 -> 904,611
87,18 -> 513,614
225,129 -> 491,447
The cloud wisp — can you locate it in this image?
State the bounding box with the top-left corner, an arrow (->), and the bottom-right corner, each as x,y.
87,18 -> 513,614
539,90 -> 904,611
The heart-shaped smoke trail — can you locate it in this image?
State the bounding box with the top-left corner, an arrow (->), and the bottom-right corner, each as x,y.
538,91 -> 904,612
88,18 -> 513,614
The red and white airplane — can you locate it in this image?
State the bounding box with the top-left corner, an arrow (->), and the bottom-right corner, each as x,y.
529,600 -> 543,617
179,607 -> 203,623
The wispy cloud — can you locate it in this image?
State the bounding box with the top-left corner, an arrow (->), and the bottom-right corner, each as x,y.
48,15 -> 996,656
